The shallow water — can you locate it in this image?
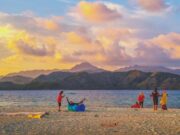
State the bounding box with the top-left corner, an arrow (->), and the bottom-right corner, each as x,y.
0,90 -> 180,108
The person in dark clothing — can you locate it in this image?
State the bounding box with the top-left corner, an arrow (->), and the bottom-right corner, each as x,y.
66,97 -> 86,106
150,88 -> 160,111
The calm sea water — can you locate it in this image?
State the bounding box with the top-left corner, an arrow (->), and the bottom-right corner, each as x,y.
0,90 -> 180,108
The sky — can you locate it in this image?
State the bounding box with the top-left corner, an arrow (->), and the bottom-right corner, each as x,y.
0,0 -> 180,75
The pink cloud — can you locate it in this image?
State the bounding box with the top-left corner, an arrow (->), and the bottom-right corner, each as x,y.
103,40 -> 131,66
130,33 -> 180,67
151,33 -> 180,59
136,0 -> 168,12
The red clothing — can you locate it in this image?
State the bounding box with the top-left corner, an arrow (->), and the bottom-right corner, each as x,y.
138,95 -> 145,102
57,95 -> 63,103
131,104 -> 140,108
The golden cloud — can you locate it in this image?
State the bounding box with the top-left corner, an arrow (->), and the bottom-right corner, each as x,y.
7,31 -> 56,57
72,1 -> 122,23
36,19 -> 61,31
64,32 -> 90,44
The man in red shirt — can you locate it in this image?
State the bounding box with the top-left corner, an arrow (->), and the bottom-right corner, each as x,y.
138,92 -> 145,108
57,91 -> 64,111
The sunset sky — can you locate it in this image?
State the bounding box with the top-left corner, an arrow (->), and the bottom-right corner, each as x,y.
0,0 -> 180,75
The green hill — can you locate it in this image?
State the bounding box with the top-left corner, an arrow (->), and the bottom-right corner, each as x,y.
0,70 -> 180,90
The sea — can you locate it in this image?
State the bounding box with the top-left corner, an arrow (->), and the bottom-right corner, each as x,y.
0,90 -> 180,108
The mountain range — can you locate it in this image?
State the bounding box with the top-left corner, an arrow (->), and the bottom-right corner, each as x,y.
0,62 -> 180,90
0,62 -> 105,86
1,62 -> 105,79
5,69 -> 59,78
0,70 -> 180,90
116,65 -> 180,75
0,75 -> 32,84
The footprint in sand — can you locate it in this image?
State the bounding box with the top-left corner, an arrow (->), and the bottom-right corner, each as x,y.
101,122 -> 118,128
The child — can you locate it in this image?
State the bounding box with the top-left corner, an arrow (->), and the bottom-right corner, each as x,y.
138,92 -> 145,108
57,91 -> 64,111
160,90 -> 168,110
131,102 -> 141,108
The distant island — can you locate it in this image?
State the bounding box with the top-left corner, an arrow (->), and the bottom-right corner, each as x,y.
0,62 -> 180,90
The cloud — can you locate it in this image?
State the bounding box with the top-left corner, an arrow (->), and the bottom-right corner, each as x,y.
69,1 -> 122,23
130,33 -> 180,67
102,40 -> 132,66
15,40 -> 55,56
135,0 -> 168,12
7,32 -> 56,57
151,33 -> 180,59
64,31 -> 91,44
134,42 -> 170,64
38,20 -> 60,31
0,39 -> 11,60
56,31 -> 180,67
0,12 -> 62,36
94,27 -> 134,40
0,0 -> 180,74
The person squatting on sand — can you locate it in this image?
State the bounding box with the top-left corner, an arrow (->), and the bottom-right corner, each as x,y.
160,90 -> 168,110
150,88 -> 161,111
131,101 -> 141,108
66,97 -> 86,106
137,92 -> 145,108
57,91 -> 64,111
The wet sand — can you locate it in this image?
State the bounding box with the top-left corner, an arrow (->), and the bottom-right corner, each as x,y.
0,106 -> 180,135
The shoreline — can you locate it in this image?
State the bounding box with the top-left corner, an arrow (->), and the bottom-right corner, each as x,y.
0,89 -> 180,91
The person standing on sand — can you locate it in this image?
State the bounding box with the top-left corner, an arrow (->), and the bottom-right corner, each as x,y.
160,90 -> 168,110
150,88 -> 160,111
57,91 -> 64,112
137,92 -> 145,108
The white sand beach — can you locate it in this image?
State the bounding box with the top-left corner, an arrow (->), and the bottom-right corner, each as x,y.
0,106 -> 179,135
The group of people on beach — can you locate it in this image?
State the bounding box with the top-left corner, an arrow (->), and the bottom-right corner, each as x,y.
57,88 -> 168,112
131,88 -> 168,111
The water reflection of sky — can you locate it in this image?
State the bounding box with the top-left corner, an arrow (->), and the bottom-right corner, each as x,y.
0,90 -> 180,108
